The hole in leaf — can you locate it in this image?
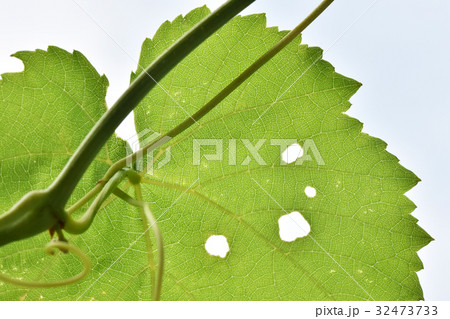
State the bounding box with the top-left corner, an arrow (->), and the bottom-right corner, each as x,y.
278,211 -> 311,242
304,186 -> 316,198
205,235 -> 229,258
282,143 -> 303,164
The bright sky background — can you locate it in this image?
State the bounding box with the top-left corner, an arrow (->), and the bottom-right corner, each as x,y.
0,0 -> 449,300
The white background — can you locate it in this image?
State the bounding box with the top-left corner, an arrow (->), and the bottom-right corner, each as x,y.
0,0 -> 449,301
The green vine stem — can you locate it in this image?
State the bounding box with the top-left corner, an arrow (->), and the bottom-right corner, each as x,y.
66,0 -> 335,229
113,187 -> 164,301
49,0 -> 256,209
63,170 -> 128,234
0,0 -> 255,247
101,0 -> 335,180
0,0 -> 334,247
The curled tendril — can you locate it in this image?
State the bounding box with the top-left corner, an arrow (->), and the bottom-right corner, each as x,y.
0,240 -> 91,288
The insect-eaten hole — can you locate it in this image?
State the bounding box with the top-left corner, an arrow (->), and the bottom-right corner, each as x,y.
304,186 -> 316,198
278,211 -> 310,242
205,235 -> 229,258
282,143 -> 303,164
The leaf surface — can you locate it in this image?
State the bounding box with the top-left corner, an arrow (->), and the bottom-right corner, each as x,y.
0,7 -> 432,301
0,47 -> 152,301
132,7 -> 432,300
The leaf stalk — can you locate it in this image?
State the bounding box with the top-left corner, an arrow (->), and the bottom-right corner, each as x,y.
49,0 -> 256,208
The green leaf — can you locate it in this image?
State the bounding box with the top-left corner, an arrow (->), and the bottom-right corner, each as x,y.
0,47 -> 150,300
0,6 -> 431,301
132,7 -> 432,300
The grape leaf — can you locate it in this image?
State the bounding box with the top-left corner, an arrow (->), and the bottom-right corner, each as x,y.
131,7 -> 432,300
0,7 -> 432,300
0,47 -> 153,301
